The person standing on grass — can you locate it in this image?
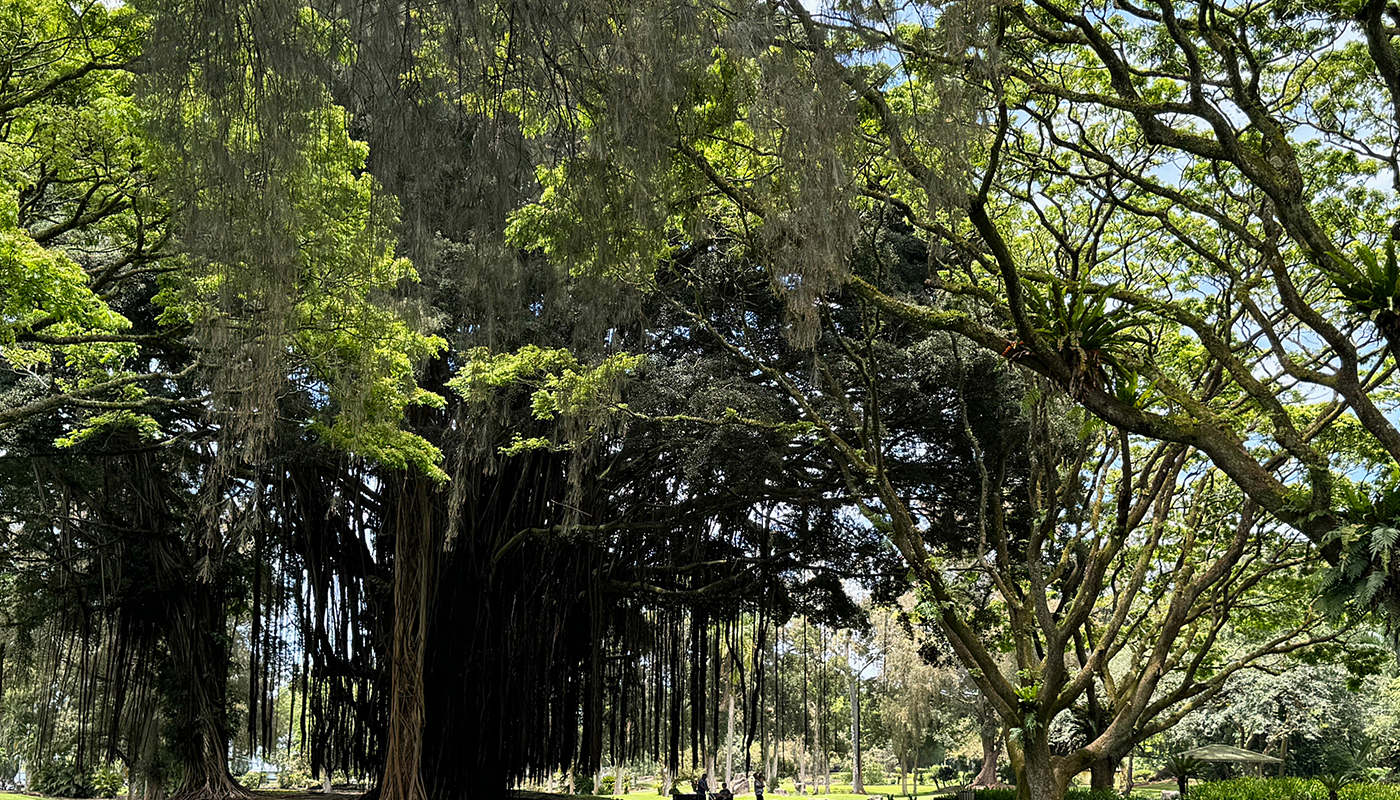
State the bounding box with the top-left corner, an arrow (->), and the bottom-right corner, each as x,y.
697,772 -> 710,800
754,773 -> 765,800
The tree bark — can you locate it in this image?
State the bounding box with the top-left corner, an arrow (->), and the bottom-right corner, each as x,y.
1089,757 -> 1117,791
1015,740 -> 1065,800
972,731 -> 1000,786
379,481 -> 433,800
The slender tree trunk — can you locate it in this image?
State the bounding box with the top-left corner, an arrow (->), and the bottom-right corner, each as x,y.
912,740 -> 919,798
726,657 -> 736,787
850,672 -> 863,794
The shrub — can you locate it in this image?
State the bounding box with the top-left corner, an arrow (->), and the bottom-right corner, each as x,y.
576,773 -> 595,794
1066,790 -> 1124,800
601,775 -> 616,794
1343,784 -> 1400,800
33,758 -> 94,798
90,762 -> 125,798
280,769 -> 313,789
1183,777 -> 1400,800
239,770 -> 264,790
973,789 -> 1017,800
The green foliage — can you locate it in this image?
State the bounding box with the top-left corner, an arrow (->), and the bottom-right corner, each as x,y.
576,773 -> 595,794
1325,241 -> 1400,326
449,345 -> 643,453
1012,282 -> 1150,397
238,770 -> 264,790
971,789 -> 1016,800
1187,778 -> 1400,800
1319,468 -> 1400,614
0,0 -> 168,442
1321,774 -> 1359,800
1064,790 -> 1128,800
31,758 -> 93,798
89,762 -> 125,798
506,159 -> 673,283
279,768 -> 313,789
1166,754 -> 1207,797
151,74 -> 448,475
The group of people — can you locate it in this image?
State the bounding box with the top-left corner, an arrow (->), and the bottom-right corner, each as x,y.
693,772 -> 764,800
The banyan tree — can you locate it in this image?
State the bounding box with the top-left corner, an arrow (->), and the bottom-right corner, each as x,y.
0,0 -> 1007,795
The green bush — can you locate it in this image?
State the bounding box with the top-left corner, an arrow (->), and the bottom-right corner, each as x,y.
865,764 -> 887,784
1185,778 -> 1400,800
1066,790 -> 1124,800
576,773 -> 595,794
601,775 -> 616,794
1340,783 -> 1400,800
239,769 -> 264,790
280,769 -> 313,789
90,762 -> 125,798
33,758 -> 94,798
973,789 -> 1017,800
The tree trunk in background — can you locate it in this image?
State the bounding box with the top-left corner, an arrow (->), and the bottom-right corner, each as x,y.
1089,757 -> 1116,791
973,732 -> 1000,786
912,741 -> 919,797
850,672 -> 863,794
725,651 -> 735,786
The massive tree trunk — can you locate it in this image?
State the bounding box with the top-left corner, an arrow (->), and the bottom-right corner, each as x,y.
379,479 -> 433,800
1014,740 -> 1065,800
1089,757 -> 1117,791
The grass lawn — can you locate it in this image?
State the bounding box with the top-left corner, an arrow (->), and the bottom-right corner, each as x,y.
855,784 -> 960,796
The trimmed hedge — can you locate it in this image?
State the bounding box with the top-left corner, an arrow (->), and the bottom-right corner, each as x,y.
1188,778 -> 1400,800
